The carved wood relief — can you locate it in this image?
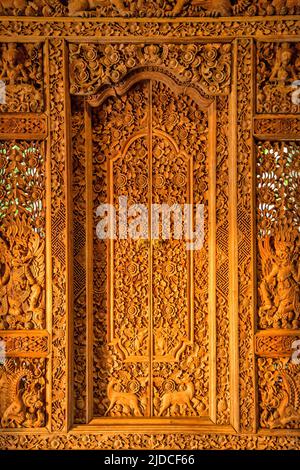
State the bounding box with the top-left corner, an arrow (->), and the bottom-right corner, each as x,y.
0,0 -> 299,17
257,42 -> 300,114
90,78 -> 212,420
0,43 -> 44,113
0,4 -> 299,450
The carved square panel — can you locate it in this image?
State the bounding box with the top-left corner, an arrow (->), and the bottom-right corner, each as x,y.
0,358 -> 47,429
0,43 -> 44,113
258,357 -> 300,429
256,42 -> 300,114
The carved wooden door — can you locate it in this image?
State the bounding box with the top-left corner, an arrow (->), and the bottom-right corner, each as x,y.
76,76 -> 214,423
72,58 -> 236,430
0,2 -> 299,450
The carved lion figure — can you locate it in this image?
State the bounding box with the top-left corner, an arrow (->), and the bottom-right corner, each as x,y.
105,378 -> 147,416
158,380 -> 195,416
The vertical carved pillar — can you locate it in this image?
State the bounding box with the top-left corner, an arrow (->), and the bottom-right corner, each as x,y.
48,39 -> 71,432
236,38 -> 256,432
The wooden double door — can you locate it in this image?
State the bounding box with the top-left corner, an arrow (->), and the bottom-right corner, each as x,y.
72,68 -> 236,429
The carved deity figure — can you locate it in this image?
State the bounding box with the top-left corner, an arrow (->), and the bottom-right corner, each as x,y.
0,43 -> 28,85
270,43 -> 297,84
258,230 -> 300,328
0,221 -> 45,327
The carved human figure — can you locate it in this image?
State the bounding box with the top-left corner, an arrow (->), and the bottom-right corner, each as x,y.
0,43 -> 28,85
0,222 -> 44,325
270,43 -> 297,83
258,232 -> 300,328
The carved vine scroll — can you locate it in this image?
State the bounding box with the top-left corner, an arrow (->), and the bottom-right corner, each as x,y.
69,43 -> 231,97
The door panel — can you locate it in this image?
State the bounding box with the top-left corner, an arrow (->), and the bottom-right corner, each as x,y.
89,79 -> 212,420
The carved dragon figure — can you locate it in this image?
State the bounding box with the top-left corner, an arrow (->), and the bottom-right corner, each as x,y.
267,366 -> 300,429
0,360 -> 28,428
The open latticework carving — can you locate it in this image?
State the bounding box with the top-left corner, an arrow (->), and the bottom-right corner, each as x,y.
257,141 -> 300,330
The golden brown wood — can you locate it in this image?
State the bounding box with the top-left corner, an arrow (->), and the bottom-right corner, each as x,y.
0,2 -> 299,449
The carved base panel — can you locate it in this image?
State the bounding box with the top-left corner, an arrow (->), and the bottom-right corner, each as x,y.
0,433 -> 299,450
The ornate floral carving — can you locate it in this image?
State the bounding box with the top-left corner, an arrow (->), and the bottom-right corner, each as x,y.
255,331 -> 300,358
49,39 -> 68,432
0,331 -> 49,357
258,358 -> 300,429
0,432 -> 299,450
0,18 -> 299,39
0,4 -> 299,450
0,358 -> 46,428
72,96 -> 87,424
257,42 -> 300,114
237,39 -> 255,432
69,43 -> 231,97
216,96 -> 230,424
0,114 -> 47,140
257,142 -> 300,329
254,117 -> 300,139
0,141 -> 45,229
90,78 -> 211,419
0,43 -> 44,113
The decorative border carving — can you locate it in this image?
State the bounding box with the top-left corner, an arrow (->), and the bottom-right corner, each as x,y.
254,116 -> 300,140
0,18 -> 299,39
0,114 -> 47,140
255,330 -> 300,358
49,39 -> 69,432
0,331 -> 49,357
69,42 -> 231,97
0,432 -> 299,450
237,38 -> 256,433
